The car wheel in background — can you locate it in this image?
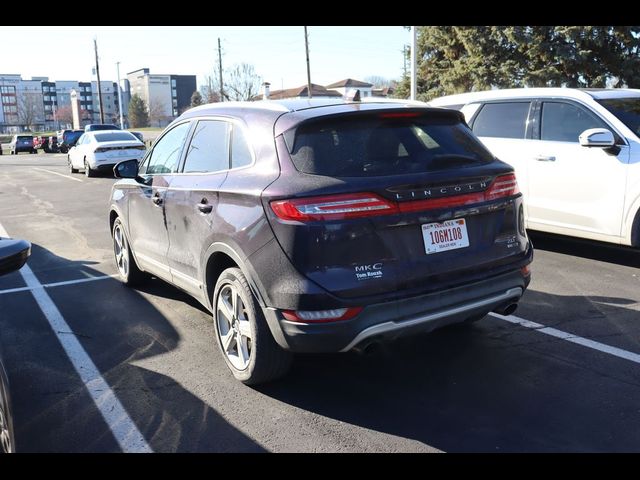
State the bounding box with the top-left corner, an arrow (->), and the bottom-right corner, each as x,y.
112,217 -> 147,286
68,155 -> 78,174
213,267 -> 292,385
84,159 -> 95,177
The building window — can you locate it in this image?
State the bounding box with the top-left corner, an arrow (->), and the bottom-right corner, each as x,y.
173,108 -> 178,116
172,88 -> 177,97
45,105 -> 52,111
171,79 -> 176,87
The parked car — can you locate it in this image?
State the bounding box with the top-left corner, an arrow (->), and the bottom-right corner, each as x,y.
57,129 -> 84,154
0,236 -> 31,453
9,135 -> 36,155
33,135 -> 58,153
68,130 -> 145,177
429,88 -> 640,247
129,131 -> 144,142
84,124 -> 120,132
109,99 -> 533,385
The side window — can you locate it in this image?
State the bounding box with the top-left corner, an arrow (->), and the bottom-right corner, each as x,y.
231,125 -> 253,169
472,102 -> 531,139
183,120 -> 230,173
145,122 -> 191,175
76,134 -> 86,145
541,102 -> 608,143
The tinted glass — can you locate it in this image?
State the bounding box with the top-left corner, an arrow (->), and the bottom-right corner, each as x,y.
94,132 -> 138,142
17,136 -> 32,140
541,102 -> 608,142
596,97 -> 640,137
231,126 -> 252,169
472,102 -> 530,139
287,113 -> 494,177
183,120 -> 229,173
88,124 -> 120,131
145,122 -> 191,175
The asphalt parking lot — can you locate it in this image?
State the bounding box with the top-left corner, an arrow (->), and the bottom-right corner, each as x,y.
0,152 -> 639,452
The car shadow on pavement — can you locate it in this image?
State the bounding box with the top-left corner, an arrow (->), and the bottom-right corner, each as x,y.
528,231 -> 640,268
0,244 -> 264,452
257,288 -> 640,452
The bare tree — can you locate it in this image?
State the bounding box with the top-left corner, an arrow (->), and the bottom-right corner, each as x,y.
200,75 -> 221,103
224,63 -> 262,101
54,105 -> 73,126
18,92 -> 43,131
364,75 -> 392,89
148,99 -> 168,127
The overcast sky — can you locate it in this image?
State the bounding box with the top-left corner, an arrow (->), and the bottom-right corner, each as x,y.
1,26 -> 409,89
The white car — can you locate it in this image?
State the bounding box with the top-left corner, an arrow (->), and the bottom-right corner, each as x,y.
68,131 -> 146,177
429,88 -> 640,247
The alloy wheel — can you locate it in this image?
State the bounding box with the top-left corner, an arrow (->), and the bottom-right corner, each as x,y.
0,405 -> 12,453
113,224 -> 129,278
216,284 -> 252,371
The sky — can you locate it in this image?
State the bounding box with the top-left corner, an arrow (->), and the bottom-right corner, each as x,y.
0,26 -> 409,90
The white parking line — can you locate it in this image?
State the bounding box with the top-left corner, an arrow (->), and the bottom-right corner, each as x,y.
33,167 -> 83,182
0,222 -> 152,452
490,312 -> 640,365
0,274 -> 116,296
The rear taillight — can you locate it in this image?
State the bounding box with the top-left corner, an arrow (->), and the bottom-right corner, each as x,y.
95,147 -> 109,153
281,307 -> 363,323
270,174 -> 520,222
271,193 -> 397,221
486,173 -> 519,200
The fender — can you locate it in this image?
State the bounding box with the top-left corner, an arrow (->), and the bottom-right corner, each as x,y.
200,241 -> 269,311
622,193 -> 640,246
108,204 -> 146,272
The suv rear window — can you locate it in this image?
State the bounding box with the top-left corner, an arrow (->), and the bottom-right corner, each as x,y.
285,113 -> 493,177
17,136 -> 33,140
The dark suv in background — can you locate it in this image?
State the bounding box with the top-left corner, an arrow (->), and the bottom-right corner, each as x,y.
9,135 -> 36,154
109,99 -> 533,384
57,129 -> 84,153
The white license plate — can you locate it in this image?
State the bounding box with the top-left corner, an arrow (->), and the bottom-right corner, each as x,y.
422,219 -> 469,254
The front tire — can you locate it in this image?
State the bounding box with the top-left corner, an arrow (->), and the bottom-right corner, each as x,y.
213,267 -> 292,385
68,155 -> 78,173
112,217 -> 147,286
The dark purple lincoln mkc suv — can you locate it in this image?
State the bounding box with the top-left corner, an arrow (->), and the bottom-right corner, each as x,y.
109,98 -> 533,384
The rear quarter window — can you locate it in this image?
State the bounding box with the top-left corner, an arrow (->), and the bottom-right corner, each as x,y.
284,112 -> 494,177
472,102 -> 531,139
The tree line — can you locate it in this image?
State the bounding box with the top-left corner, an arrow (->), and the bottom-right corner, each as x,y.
395,26 -> 640,101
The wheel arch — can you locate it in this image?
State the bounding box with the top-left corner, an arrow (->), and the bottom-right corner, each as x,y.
202,242 -> 267,311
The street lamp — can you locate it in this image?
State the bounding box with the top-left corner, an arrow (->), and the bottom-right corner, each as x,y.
116,61 -> 124,129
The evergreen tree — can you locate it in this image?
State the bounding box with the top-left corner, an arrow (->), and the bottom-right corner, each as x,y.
396,26 -> 640,101
128,94 -> 149,128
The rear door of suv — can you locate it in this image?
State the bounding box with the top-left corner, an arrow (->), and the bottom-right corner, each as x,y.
265,107 -> 529,301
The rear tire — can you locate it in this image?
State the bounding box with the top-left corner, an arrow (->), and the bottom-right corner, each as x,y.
112,217 -> 148,287
213,267 -> 292,385
84,159 -> 95,177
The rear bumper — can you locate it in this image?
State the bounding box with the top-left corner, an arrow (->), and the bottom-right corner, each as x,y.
263,268 -> 530,353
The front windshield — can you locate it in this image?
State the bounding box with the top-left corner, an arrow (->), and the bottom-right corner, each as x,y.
596,97 -> 640,137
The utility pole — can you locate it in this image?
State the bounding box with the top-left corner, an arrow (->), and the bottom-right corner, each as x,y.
94,38 -> 105,123
304,26 -> 312,98
410,26 -> 417,101
217,38 -> 224,102
402,45 -> 408,78
116,62 -> 124,129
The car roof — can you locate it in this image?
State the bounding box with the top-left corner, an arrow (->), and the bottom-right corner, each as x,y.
178,97 -> 455,135
428,87 -> 640,106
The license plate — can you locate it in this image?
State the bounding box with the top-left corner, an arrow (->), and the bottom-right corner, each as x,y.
422,219 -> 469,254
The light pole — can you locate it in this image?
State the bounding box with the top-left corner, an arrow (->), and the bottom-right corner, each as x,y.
116,61 -> 124,129
410,26 -> 417,101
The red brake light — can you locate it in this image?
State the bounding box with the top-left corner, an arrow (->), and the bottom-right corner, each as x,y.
270,174 -> 519,222
378,112 -> 421,119
271,193 -> 398,221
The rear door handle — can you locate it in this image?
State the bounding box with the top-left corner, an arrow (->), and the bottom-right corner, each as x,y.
197,198 -> 213,214
535,155 -> 556,162
152,192 -> 163,206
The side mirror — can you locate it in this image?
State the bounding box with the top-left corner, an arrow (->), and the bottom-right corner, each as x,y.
114,159 -> 139,179
0,238 -> 31,276
579,128 -> 615,148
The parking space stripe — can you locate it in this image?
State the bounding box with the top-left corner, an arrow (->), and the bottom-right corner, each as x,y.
0,222 -> 152,452
33,167 -> 83,182
490,312 -> 640,365
0,274 -> 116,296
